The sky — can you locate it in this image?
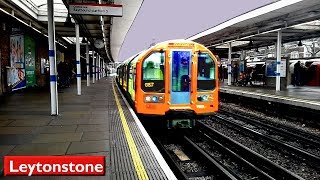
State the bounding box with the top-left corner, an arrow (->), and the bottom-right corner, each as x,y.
117,0 -> 275,62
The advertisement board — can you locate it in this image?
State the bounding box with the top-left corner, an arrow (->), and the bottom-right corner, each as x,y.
265,59 -> 286,77
8,35 -> 26,91
24,35 -> 36,87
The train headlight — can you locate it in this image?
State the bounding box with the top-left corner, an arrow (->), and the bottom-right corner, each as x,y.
145,96 -> 151,102
152,96 -> 157,102
197,94 -> 213,102
144,95 -> 164,103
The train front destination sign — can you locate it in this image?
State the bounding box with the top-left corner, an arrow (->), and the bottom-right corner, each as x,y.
69,3 -> 123,16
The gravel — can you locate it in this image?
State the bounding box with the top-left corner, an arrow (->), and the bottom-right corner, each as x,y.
188,176 -> 214,180
202,119 -> 320,180
219,112 -> 320,158
220,102 -> 320,136
196,141 -> 260,180
164,144 -> 208,175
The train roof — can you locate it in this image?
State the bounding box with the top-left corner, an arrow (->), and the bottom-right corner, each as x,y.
119,39 -> 213,66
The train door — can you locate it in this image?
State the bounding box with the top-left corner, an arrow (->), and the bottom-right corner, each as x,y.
170,50 -> 191,104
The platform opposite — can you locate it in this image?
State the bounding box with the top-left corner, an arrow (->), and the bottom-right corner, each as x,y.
219,83 -> 320,111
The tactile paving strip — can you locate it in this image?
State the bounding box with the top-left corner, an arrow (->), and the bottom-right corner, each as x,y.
108,79 -> 168,180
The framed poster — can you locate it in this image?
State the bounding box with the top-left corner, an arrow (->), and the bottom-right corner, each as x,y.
24,35 -> 36,87
9,34 -> 26,91
265,59 -> 286,77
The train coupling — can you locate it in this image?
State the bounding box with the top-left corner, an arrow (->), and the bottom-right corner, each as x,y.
167,119 -> 195,129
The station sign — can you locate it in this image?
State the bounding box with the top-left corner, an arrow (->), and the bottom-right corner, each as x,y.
69,3 -> 123,17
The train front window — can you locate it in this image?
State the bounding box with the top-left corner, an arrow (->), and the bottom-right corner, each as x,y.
142,52 -> 165,92
197,53 -> 216,91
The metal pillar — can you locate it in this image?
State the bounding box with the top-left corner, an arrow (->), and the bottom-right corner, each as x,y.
86,43 -> 90,86
47,0 -> 58,115
103,61 -> 105,77
276,30 -> 282,91
97,55 -> 100,81
92,51 -> 95,84
228,42 -> 232,85
75,24 -> 81,95
96,55 -> 99,81
99,56 -> 101,79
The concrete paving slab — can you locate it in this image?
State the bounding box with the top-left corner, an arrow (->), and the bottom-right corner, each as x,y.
76,125 -> 109,132
49,119 -> 82,125
67,140 -> 109,154
0,115 -> 53,121
0,134 -> 33,145
0,145 -> 16,156
81,132 -> 109,141
32,133 -> 83,143
8,119 -> 51,127
8,142 -> 70,155
78,119 -> 108,124
0,127 -> 41,134
38,125 -> 77,134
0,120 -> 13,126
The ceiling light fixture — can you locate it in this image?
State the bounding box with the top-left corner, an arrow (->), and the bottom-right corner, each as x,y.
64,13 -> 73,27
81,37 -> 87,43
248,40 -> 253,47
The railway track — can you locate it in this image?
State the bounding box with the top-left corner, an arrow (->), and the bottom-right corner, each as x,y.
216,110 -> 320,165
153,121 -> 314,179
201,115 -> 319,179
195,121 -> 305,180
155,130 -> 236,180
219,109 -> 320,146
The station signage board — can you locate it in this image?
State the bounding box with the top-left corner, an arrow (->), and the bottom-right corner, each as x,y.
69,3 -> 123,17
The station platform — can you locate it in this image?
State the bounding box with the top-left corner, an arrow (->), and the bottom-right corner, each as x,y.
0,77 -> 176,179
219,81 -> 320,111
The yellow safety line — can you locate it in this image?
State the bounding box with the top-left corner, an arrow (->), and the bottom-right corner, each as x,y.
112,82 -> 149,180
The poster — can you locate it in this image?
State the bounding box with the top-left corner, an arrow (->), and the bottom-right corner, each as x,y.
8,35 -> 26,90
265,59 -> 286,77
24,35 -> 36,87
239,61 -> 245,72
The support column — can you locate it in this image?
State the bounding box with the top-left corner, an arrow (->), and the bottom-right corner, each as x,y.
47,0 -> 58,115
99,57 -> 101,80
103,62 -> 105,77
86,43 -> 90,86
276,30 -> 282,91
75,24 -> 81,95
228,42 -> 232,85
92,51 -> 95,84
96,55 -> 99,81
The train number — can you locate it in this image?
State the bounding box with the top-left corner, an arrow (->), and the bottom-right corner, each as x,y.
145,82 -> 154,87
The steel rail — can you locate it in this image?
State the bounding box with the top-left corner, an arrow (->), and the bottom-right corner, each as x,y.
195,130 -> 276,180
183,136 -> 239,180
219,109 -> 320,144
197,120 -> 304,180
153,138 -> 189,180
213,113 -> 320,165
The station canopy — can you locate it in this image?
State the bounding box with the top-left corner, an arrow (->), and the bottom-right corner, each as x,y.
0,0 -> 143,62
187,0 -> 320,56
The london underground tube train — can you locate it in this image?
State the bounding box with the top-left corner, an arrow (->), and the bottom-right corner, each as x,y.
116,39 -> 219,126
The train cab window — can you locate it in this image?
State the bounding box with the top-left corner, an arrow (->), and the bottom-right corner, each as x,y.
197,53 -> 216,91
142,52 -> 165,92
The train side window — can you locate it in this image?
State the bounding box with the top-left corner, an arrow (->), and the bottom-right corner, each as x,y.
133,67 -> 136,91
142,52 -> 165,92
197,53 -> 216,91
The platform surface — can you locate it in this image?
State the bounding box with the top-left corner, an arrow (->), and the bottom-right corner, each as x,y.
0,78 -> 175,179
219,81 -> 320,110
